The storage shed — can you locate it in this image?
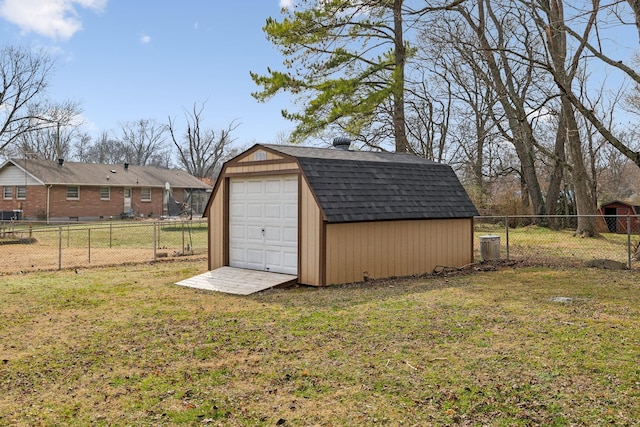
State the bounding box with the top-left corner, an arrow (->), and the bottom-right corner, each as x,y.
597,200 -> 640,234
204,143 -> 479,286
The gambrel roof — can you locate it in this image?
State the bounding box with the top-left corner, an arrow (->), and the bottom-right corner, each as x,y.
599,200 -> 640,215
1,158 -> 210,189
216,144 -> 478,223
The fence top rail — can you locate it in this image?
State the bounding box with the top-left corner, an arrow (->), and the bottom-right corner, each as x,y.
475,215 -> 640,220
2,219 -> 207,233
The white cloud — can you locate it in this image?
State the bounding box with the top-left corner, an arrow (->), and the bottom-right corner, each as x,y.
0,0 -> 106,41
279,0 -> 295,9
139,34 -> 151,44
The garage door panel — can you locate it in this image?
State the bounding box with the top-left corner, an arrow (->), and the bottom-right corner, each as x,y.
283,203 -> 297,219
230,180 -> 246,192
246,226 -> 264,242
246,203 -> 263,218
264,203 -> 282,219
246,248 -> 264,265
229,225 -> 245,239
247,180 -> 262,194
284,178 -> 297,193
229,248 -> 245,264
229,175 -> 298,275
283,252 -> 297,270
264,225 -> 282,242
283,226 -> 297,244
264,179 -> 282,194
229,203 -> 245,218
265,250 -> 282,268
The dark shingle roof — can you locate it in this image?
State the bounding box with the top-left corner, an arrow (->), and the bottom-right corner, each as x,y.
262,144 -> 429,164
264,145 -> 478,223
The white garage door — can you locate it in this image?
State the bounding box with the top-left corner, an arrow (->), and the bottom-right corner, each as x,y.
229,175 -> 298,275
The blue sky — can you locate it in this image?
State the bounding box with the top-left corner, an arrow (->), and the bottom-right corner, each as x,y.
0,0 -> 296,148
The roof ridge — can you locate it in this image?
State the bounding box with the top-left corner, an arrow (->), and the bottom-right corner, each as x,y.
261,144 -> 438,165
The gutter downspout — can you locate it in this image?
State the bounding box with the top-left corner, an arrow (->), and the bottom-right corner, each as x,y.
46,184 -> 52,224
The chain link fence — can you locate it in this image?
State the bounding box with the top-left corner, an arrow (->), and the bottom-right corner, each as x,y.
0,219 -> 208,273
2,215 -> 639,275
474,215 -> 640,269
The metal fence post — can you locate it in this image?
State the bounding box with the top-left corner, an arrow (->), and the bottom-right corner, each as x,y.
109,223 -> 112,248
88,228 -> 91,264
628,215 -> 632,269
505,216 -> 510,260
181,221 -> 185,255
153,222 -> 157,261
58,226 -> 62,270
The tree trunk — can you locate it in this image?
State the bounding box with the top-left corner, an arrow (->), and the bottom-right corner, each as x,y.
459,1 -> 546,218
393,0 -> 409,152
627,0 -> 640,40
563,97 -> 597,236
545,110 -> 566,226
543,0 -> 597,236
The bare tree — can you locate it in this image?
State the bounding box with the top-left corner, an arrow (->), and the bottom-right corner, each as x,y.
534,0 -> 598,235
82,131 -> 128,164
116,119 -> 169,167
550,1 -> 640,168
12,100 -> 83,161
448,1 -> 551,218
415,23 -> 504,204
73,132 -> 92,161
0,45 -> 59,154
168,102 -> 239,179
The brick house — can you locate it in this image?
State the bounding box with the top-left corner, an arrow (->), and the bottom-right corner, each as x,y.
0,158 -> 211,221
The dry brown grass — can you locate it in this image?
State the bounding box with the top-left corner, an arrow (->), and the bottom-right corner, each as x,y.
1,261 -> 639,426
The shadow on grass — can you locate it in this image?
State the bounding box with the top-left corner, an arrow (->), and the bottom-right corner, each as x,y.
245,268 -> 479,310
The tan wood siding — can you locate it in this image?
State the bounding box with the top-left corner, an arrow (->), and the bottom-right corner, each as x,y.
237,149 -> 285,163
298,180 -> 321,285
324,218 -> 473,285
226,162 -> 299,175
208,181 -> 225,270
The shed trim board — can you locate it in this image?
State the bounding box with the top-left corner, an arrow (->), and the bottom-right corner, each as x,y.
204,143 -> 479,287
224,168 -> 300,178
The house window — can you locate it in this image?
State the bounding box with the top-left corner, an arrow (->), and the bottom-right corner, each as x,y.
100,187 -> 110,200
3,186 -> 12,200
140,187 -> 151,201
16,186 -> 26,199
67,186 -> 80,200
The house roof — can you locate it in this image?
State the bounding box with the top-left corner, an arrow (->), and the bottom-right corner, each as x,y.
4,158 -> 211,189
218,144 -> 478,223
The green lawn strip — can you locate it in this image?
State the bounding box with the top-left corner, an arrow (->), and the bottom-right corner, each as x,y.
0,264 -> 638,425
12,221 -> 207,249
475,224 -> 636,265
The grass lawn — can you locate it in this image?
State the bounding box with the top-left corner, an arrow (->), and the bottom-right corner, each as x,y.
1,261 -> 639,426
474,223 -> 638,266
0,221 -> 208,273
20,220 -> 208,249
